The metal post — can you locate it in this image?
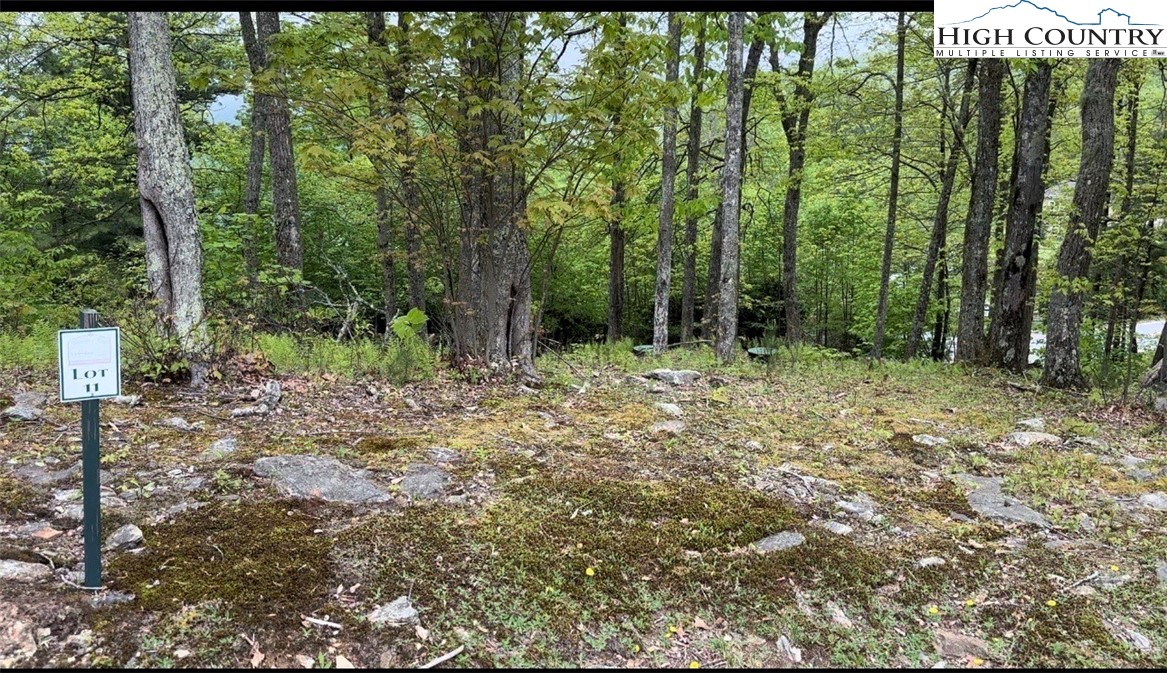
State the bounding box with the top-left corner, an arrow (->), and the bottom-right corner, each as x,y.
80,309 -> 102,590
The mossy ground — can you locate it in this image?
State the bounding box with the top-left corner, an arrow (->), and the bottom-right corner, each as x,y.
2,345 -> 1166,667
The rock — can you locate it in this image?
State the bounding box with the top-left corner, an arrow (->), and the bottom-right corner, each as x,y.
111,395 -> 141,406
174,649 -> 191,659
11,392 -> 44,408
28,525 -> 62,541
1003,431 -> 1062,448
234,381 -> 283,417
820,520 -> 853,536
104,524 -> 143,551
644,369 -> 701,385
427,447 -> 462,464
253,455 -> 390,504
934,629 -> 990,659
827,602 -> 854,629
1103,619 -> 1152,653
163,417 -> 197,432
399,464 -> 451,500
953,474 -> 1049,527
2,404 -> 41,422
835,493 -> 878,520
199,437 -> 238,461
913,435 -> 949,447
335,654 -> 355,669
0,560 -> 51,582
295,654 -> 316,668
918,556 -> 947,568
1139,492 -> 1167,511
753,530 -> 806,553
1155,560 -> 1167,586
87,591 -> 134,608
181,476 -> 206,492
776,635 -> 802,664
1092,568 -> 1132,590
1016,418 -> 1045,432
649,420 -> 685,435
367,596 -> 419,627
654,402 -> 683,418
744,440 -> 764,451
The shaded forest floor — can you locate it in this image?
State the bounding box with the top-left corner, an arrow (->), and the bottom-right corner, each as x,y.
2,347 -> 1167,668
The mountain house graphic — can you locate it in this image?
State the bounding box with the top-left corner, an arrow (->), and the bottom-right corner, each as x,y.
952,1 -> 1154,26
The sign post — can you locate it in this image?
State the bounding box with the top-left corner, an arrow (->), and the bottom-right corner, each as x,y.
58,310 -> 121,591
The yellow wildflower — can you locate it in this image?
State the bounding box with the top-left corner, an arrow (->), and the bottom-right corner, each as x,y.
1046,599 -> 1057,607
586,567 -> 595,577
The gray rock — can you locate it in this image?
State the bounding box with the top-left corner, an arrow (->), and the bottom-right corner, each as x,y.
367,596 -> 419,627
1016,418 -> 1046,432
163,417 -> 197,431
199,437 -> 238,461
0,560 -> 51,581
934,629 -> 990,659
654,402 -> 683,417
644,369 -> 701,385
776,635 -> 802,664
1139,492 -> 1167,511
16,461 -> 110,486
820,520 -> 853,536
399,464 -> 451,500
753,530 -> 806,553
253,455 -> 391,503
1104,619 -> 1152,653
2,404 -> 41,421
913,435 -> 949,447
427,447 -> 462,464
918,556 -> 947,568
649,420 -> 685,435
1003,431 -> 1062,448
1092,569 -> 1133,590
12,392 -> 45,408
744,440 -> 764,451
104,524 -> 143,551
88,591 -> 135,609
953,474 -> 1049,527
181,476 -> 207,492
111,395 -> 141,407
1156,560 -> 1167,586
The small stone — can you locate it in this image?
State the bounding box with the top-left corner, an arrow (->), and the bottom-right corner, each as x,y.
776,635 -> 802,664
821,520 -> 853,536
753,530 -> 806,553
174,649 -> 192,659
913,435 -> 949,447
253,455 -> 390,503
1092,569 -> 1132,590
31,527 -> 63,541
199,437 -> 238,461
400,464 -> 451,500
87,591 -> 134,608
1003,431 -> 1062,448
918,556 -> 947,568
649,420 -> 685,435
163,417 -> 196,431
654,402 -> 683,417
104,524 -> 143,551
2,405 -> 41,421
0,560 -> 51,581
744,440 -> 764,451
1139,492 -> 1167,511
1157,560 -> 1167,586
295,654 -> 316,668
367,596 -> 419,627
111,395 -> 141,407
335,654 -> 355,669
934,629 -> 990,659
828,602 -> 854,629
427,447 -> 462,464
1104,619 -> 1152,653
1016,418 -> 1045,432
644,369 -> 701,385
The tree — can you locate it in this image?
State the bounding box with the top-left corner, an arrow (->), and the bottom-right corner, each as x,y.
987,60 -> 1055,372
238,12 -> 267,287
904,59 -> 977,360
606,13 -> 629,344
1042,59 -> 1121,389
127,12 -> 208,386
365,11 -> 397,327
772,12 -> 832,343
255,12 -> 303,275
715,11 -> 746,363
679,16 -> 707,344
871,11 -> 907,361
954,58 -> 1006,363
652,13 -> 682,354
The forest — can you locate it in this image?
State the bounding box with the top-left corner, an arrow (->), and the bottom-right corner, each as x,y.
2,11 -> 1167,670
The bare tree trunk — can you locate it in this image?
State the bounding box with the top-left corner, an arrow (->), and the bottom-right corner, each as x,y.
773,12 -> 831,343
987,60 -> 1055,373
652,13 -> 682,355
239,11 -> 266,289
954,58 -> 1006,363
715,11 -> 746,363
128,11 -> 208,387
679,17 -> 706,344
1042,59 -> 1121,389
606,13 -> 629,345
872,12 -> 907,360
256,12 -> 303,275
905,59 -> 977,360
374,184 -> 396,323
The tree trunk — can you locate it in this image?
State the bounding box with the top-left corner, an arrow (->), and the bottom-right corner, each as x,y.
905,59 -> 977,360
256,12 -> 303,274
607,13 -> 628,345
652,13 -> 682,355
238,11 -> 267,289
679,16 -> 706,344
773,12 -> 831,343
128,12 -> 208,387
1042,59 -> 1121,389
987,60 -> 1055,372
872,12 -> 907,360
715,11 -> 746,363
374,184 -> 396,324
954,58 -> 1006,363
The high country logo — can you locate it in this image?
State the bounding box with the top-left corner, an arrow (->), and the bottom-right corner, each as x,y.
934,0 -> 1167,58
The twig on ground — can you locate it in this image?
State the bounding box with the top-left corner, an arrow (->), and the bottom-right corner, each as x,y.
419,645 -> 465,669
302,615 -> 343,630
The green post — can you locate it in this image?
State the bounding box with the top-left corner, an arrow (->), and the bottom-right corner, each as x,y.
80,309 -> 102,590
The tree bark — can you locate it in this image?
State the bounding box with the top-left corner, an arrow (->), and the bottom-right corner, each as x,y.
238,11 -> 267,288
606,13 -> 629,345
652,13 -> 682,355
715,11 -> 746,363
128,12 -> 208,387
872,12 -> 907,360
679,16 -> 706,344
955,58 -> 1006,363
986,60 -> 1055,372
773,12 -> 831,343
391,12 -> 426,318
255,12 -> 303,274
905,59 -> 977,360
1041,59 -> 1121,389
366,12 -> 397,329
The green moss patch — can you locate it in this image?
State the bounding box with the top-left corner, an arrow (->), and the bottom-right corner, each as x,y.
0,475 -> 45,518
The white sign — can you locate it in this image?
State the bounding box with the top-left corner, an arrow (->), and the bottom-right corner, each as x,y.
58,327 -> 121,402
935,0 -> 1167,58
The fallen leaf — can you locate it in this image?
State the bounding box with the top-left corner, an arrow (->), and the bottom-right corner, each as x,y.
32,527 -> 62,540
693,616 -> 709,630
416,624 -> 430,641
